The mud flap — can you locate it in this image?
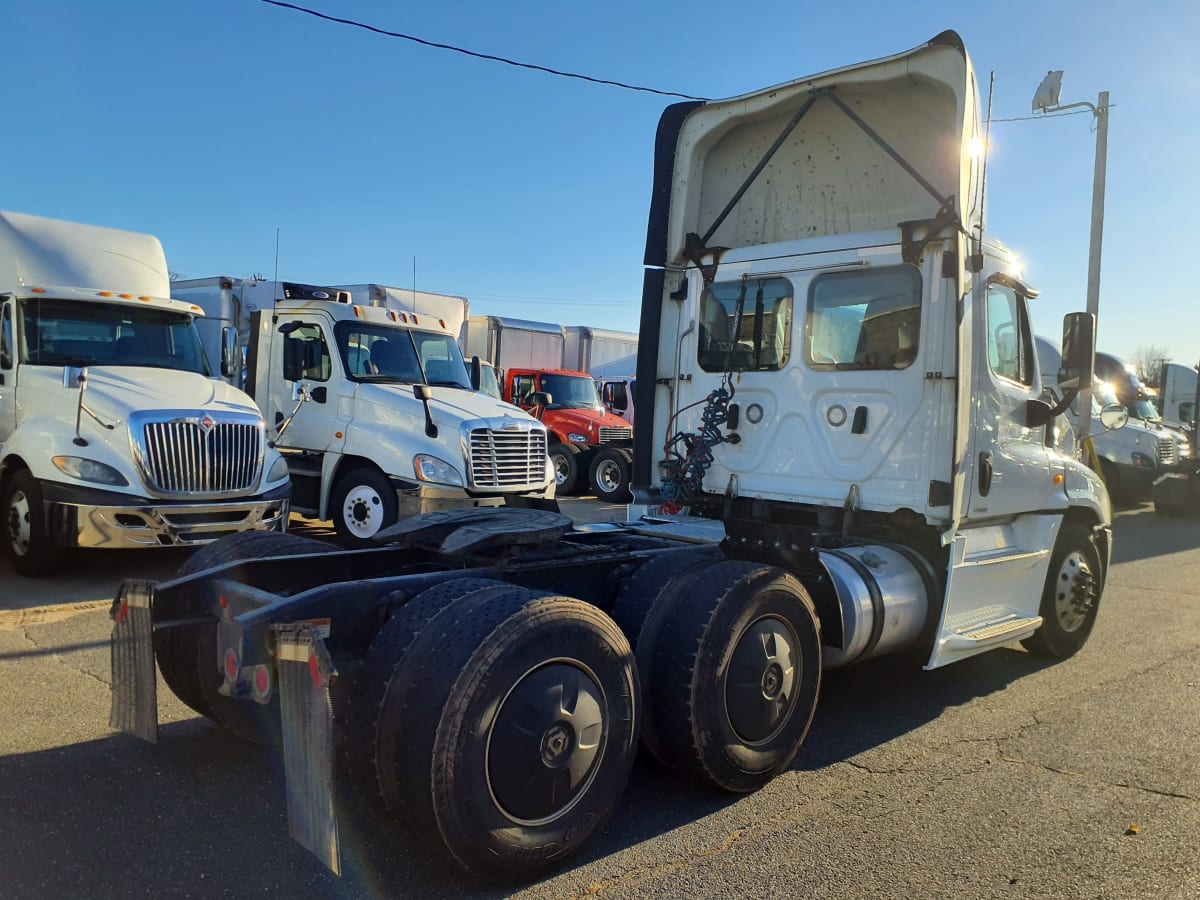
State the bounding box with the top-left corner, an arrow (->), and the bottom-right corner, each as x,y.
109,579 -> 158,744
274,623 -> 341,875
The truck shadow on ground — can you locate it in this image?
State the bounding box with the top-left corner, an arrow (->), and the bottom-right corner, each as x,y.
0,646 -> 1052,898
1109,503 -> 1200,565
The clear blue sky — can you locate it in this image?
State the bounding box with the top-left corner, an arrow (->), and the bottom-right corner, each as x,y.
5,1 -> 1198,369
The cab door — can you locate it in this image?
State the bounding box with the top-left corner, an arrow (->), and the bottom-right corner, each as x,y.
0,300 -> 17,444
963,278 -> 1055,521
270,319 -> 338,452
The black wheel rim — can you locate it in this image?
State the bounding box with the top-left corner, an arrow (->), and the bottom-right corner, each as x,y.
486,661 -> 607,825
724,614 -> 800,745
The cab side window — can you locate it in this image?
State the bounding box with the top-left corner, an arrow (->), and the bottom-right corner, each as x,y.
283,324 -> 332,382
512,375 -> 537,404
0,303 -> 12,369
986,283 -> 1034,386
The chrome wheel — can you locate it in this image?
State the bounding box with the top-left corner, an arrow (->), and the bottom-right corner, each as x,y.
593,457 -> 622,494
1052,549 -> 1096,633
6,489 -> 31,557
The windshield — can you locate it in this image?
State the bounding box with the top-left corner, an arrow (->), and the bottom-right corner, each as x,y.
334,322 -> 471,388
541,373 -> 601,410
20,298 -> 209,374
1131,398 -> 1161,422
477,362 -> 502,400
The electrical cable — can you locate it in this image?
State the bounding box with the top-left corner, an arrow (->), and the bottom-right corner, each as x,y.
256,0 -> 710,101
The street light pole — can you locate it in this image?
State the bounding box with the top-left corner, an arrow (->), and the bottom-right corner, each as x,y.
1032,72 -> 1110,441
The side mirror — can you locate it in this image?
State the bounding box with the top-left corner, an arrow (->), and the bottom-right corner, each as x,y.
528,391 -> 552,407
220,326 -> 239,379
1058,312 -> 1096,391
1022,397 -> 1057,429
469,356 -> 482,391
413,384 -> 433,402
283,337 -> 322,382
1099,403 -> 1129,431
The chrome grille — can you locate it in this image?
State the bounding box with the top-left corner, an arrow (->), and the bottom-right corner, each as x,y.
468,427 -> 548,487
598,426 -> 632,444
134,413 -> 264,497
1156,437 -> 1177,467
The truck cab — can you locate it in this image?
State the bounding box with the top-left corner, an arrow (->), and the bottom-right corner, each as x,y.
504,367 -> 633,501
634,30 -> 1111,670
0,213 -> 289,575
173,278 -> 555,547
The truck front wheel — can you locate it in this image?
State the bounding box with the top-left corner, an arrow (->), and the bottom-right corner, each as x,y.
331,466 -> 398,548
548,443 -> 584,495
1021,523 -> 1103,659
3,470 -> 59,577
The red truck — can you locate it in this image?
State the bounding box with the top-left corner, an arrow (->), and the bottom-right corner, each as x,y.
503,367 -> 633,501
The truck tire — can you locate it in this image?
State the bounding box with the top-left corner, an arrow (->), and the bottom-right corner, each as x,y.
609,546 -> 722,764
589,447 -> 633,503
331,465 -> 398,548
3,470 -> 60,577
154,531 -> 327,741
376,587 -> 640,881
651,560 -> 822,793
343,577 -> 512,802
548,443 -> 584,495
1021,523 -> 1103,659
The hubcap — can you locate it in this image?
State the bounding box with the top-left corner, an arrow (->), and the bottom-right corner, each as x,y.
1054,550 -> 1096,633
487,661 -> 607,825
6,490 -> 31,557
552,455 -> 569,486
725,614 -> 800,745
595,459 -> 621,493
342,485 -> 383,538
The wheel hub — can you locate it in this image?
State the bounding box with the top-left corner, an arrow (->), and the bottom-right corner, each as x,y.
6,491 -> 31,556
725,614 -> 801,745
596,460 -> 620,492
1054,551 -> 1096,633
487,661 -> 607,824
343,486 -> 382,536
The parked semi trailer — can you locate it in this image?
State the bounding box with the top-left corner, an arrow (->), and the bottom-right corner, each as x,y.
112,31 -> 1113,884
0,212 -> 290,576
172,277 -> 555,546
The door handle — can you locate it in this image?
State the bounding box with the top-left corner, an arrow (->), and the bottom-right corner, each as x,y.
978,451 -> 993,497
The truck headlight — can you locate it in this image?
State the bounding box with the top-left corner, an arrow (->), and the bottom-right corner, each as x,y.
52,456 -> 128,486
414,455 -> 464,486
567,432 -> 589,443
1131,452 -> 1155,469
267,456 -> 290,483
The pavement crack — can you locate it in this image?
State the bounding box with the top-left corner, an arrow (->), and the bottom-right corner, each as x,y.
1000,756 -> 1199,803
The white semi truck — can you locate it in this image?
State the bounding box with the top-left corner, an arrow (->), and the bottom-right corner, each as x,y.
113,31 -> 1115,884
171,277 -> 555,547
0,212 -> 290,576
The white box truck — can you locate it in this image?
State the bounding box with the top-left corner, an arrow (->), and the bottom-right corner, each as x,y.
0,212 -> 290,575
172,278 -> 555,547
334,284 -> 469,344
563,326 -> 638,378
1158,361 -> 1197,432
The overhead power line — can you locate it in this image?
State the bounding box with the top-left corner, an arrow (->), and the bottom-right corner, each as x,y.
256,0 -> 710,101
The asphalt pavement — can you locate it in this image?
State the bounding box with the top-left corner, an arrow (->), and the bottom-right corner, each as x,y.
0,500 -> 1197,899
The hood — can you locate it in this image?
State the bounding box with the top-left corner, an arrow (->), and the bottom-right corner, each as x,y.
543,406 -> 631,437
355,382 -> 543,429
17,364 -> 260,430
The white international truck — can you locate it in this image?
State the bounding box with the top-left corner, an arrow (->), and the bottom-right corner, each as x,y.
112,31 -> 1115,885
0,212 -> 290,576
171,277 -> 555,547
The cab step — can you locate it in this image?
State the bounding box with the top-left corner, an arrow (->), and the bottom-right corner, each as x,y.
938,604 -> 1042,653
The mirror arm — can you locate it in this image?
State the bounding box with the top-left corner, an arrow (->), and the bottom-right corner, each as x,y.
1046,387 -> 1079,419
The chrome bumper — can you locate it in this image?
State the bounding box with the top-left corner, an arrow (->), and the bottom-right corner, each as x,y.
48,497 -> 290,549
394,481 -> 555,520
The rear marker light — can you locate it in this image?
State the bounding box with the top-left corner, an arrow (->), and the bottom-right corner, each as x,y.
224,648 -> 239,681
254,666 -> 269,695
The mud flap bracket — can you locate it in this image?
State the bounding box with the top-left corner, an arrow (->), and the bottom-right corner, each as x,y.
274,623 -> 341,875
109,579 -> 159,744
